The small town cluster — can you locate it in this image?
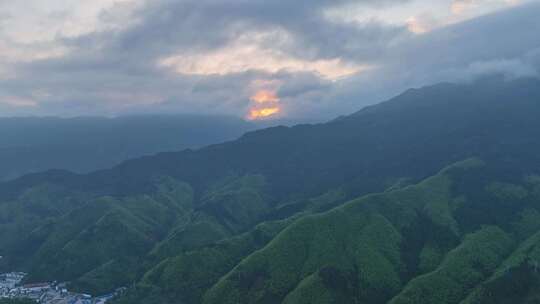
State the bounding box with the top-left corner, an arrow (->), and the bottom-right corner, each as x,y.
0,272 -> 123,304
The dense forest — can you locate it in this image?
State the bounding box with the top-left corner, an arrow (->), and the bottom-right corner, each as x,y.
2,77 -> 540,303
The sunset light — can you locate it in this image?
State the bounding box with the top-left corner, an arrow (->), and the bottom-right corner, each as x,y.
248,107 -> 281,120
250,90 -> 280,104
247,89 -> 282,120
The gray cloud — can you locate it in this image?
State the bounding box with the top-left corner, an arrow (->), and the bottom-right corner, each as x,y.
313,1 -> 540,118
0,0 -> 539,120
111,0 -> 408,60
0,0 -> 409,118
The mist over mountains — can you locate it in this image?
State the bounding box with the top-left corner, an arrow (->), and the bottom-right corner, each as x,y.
0,115 -> 256,181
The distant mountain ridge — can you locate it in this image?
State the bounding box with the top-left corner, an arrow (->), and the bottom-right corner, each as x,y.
4,77 -> 539,200
0,115 -> 255,181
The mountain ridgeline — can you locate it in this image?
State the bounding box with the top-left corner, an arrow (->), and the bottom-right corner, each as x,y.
1,77 -> 540,304
0,115 -> 254,181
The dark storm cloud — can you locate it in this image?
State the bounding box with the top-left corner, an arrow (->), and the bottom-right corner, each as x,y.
111,0 -> 409,61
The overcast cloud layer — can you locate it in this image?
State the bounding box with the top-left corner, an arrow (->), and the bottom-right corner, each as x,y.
0,0 -> 539,120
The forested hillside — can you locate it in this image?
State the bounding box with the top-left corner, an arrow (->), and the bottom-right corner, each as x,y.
1,77 -> 540,303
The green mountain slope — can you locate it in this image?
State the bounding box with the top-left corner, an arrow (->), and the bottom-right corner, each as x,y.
1,77 -> 540,302
4,178 -> 194,291
0,174 -> 277,295
198,160 -> 540,304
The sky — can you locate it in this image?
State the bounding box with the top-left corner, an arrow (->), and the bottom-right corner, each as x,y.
0,0 -> 539,121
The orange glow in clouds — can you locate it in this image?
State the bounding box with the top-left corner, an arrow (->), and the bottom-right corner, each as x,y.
247,89 -> 282,120
248,107 -> 281,120
250,90 -> 280,104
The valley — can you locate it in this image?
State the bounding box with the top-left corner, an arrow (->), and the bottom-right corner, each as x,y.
0,271 -> 124,303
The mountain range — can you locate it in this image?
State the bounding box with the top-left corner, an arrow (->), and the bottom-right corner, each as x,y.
1,76 -> 540,304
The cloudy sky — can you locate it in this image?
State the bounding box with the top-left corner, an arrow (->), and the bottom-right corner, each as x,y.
0,0 -> 539,120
